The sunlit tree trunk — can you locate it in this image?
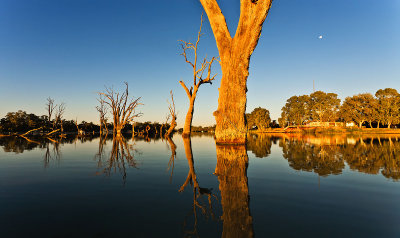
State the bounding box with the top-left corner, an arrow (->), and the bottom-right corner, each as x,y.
182,88 -> 198,137
215,144 -> 253,238
200,0 -> 273,144
165,91 -> 177,138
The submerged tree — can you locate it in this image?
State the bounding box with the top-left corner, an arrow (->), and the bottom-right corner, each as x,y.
200,0 -> 273,144
45,97 -> 56,129
53,103 -> 66,133
99,82 -> 142,137
165,91 -> 177,138
179,15 -> 217,137
96,95 -> 108,135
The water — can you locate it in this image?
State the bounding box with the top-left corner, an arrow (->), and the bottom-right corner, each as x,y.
0,134 -> 399,237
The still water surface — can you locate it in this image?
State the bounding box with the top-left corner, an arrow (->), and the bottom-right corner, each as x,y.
1,134 -> 399,237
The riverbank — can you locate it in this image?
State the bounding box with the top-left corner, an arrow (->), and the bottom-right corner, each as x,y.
250,128 -> 400,135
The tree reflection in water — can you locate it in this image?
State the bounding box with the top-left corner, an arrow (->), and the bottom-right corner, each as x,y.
179,137 -> 217,238
44,137 -> 62,168
246,134 -> 272,158
342,136 -> 400,180
166,136 -> 177,184
279,134 -> 400,180
280,137 -> 344,176
95,135 -> 138,184
179,137 -> 217,237
215,144 -> 254,238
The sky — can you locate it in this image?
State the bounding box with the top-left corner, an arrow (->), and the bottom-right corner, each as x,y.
0,0 -> 399,127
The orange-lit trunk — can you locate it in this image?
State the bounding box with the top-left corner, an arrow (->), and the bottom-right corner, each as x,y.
214,52 -> 249,144
182,88 -> 198,137
200,0 -> 272,144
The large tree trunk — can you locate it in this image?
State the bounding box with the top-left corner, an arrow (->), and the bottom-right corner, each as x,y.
215,144 -> 253,238
214,54 -> 249,144
200,0 -> 272,144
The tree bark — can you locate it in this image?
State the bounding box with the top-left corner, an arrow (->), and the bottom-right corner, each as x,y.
214,55 -> 249,144
182,87 -> 198,137
200,0 -> 272,144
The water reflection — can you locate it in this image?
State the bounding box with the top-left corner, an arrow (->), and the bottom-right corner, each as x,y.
44,137 -> 62,168
215,144 -> 254,238
166,136 -> 177,183
95,135 -> 139,183
179,137 -> 217,237
247,134 -> 272,158
279,134 -> 400,180
0,136 -> 46,153
280,137 -> 345,176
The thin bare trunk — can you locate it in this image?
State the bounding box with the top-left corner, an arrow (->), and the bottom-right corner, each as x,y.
165,91 -> 177,138
179,15 -> 217,138
182,89 -> 198,137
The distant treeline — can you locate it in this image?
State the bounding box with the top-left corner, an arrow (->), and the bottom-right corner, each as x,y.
278,88 -> 400,128
0,110 -> 175,136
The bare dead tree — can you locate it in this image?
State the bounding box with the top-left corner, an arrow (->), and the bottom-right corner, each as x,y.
96,95 -> 109,135
179,15 -> 217,137
165,90 -> 177,138
53,103 -> 66,133
45,97 -> 57,130
160,114 -> 170,137
74,118 -> 85,136
99,82 -> 142,137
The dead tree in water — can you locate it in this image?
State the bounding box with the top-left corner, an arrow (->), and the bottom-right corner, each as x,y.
200,0 -> 272,144
45,97 -> 56,130
96,95 -> 108,135
99,82 -> 142,137
179,15 -> 217,137
165,91 -> 177,138
74,118 -> 85,136
53,103 -> 66,133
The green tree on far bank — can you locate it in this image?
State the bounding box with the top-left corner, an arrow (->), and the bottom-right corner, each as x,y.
375,88 -> 400,128
246,107 -> 271,131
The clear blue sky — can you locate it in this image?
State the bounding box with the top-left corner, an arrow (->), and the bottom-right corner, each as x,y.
0,0 -> 399,127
